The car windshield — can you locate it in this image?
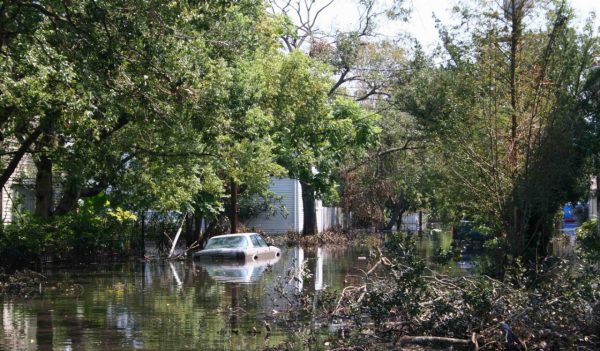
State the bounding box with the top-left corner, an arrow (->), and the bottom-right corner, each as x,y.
250,235 -> 268,248
205,236 -> 249,249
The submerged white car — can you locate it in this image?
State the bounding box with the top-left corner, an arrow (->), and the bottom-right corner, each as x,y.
192,233 -> 281,261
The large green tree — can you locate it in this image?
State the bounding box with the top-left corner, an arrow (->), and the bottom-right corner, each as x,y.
0,0 -> 285,225
272,51 -> 380,235
395,1 -> 599,260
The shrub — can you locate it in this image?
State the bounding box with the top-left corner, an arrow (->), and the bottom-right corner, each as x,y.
577,219 -> 600,261
0,196 -> 137,270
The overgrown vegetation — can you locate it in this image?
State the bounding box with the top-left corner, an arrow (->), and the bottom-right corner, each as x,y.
577,219 -> 600,261
0,193 -> 137,269
270,233 -> 600,350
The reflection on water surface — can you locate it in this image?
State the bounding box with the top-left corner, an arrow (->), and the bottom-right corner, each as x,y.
1,230 -> 574,350
0,245 -> 372,351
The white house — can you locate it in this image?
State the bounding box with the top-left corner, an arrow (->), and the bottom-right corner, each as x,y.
1,154 -> 36,224
399,211 -> 427,233
244,178 -> 344,234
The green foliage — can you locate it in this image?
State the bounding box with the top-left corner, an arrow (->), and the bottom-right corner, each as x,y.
0,194 -> 137,270
341,107 -> 433,228
577,219 -> 600,261
366,233 -> 427,325
393,1 -> 599,260
272,51 -> 379,201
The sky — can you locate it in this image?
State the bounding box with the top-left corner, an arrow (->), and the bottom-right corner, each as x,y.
312,0 -> 600,52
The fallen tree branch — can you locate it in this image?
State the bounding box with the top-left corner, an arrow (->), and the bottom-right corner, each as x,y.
398,335 -> 475,348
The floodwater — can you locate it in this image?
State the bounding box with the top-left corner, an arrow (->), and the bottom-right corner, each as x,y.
0,244 -> 375,351
0,230 -> 573,350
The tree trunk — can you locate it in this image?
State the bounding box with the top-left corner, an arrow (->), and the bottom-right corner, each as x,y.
590,176 -> 600,239
53,177 -> 81,215
301,181 -> 318,236
183,213 -> 195,247
33,116 -> 57,219
140,211 -> 146,257
508,206 -> 524,258
230,179 -> 238,233
508,0 -> 522,168
54,178 -> 109,215
384,200 -> 405,231
395,210 -> 405,232
193,214 -> 204,248
34,154 -> 53,218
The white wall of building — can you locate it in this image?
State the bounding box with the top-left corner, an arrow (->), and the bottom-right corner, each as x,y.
398,211 -> 427,233
245,178 -> 341,234
1,153 -> 36,224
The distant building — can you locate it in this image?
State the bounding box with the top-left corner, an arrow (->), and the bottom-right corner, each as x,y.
398,211 -> 427,233
244,178 -> 344,234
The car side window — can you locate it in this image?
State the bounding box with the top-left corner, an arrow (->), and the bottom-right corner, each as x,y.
250,235 -> 260,247
251,235 -> 268,247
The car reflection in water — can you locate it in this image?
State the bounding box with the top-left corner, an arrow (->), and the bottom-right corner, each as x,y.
194,256 -> 281,284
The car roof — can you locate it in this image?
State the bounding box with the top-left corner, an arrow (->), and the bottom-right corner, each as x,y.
208,233 -> 259,239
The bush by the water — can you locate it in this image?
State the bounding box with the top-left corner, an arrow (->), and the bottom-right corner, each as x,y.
577,219 -> 600,260
0,194 -> 137,270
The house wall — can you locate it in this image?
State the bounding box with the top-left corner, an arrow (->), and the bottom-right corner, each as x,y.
399,211 -> 427,233
245,177 -> 342,235
245,178 -> 302,234
318,206 -> 344,232
2,153 -> 36,224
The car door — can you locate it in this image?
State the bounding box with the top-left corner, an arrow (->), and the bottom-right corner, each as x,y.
250,234 -> 269,259
242,235 -> 257,259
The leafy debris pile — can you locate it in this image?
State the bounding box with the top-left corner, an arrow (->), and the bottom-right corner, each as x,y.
0,269 -> 45,298
271,234 -> 600,350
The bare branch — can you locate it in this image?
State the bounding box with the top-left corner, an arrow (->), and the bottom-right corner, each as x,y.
344,141 -> 426,174
15,1 -> 69,24
309,0 -> 334,31
328,68 -> 362,96
355,85 -> 390,102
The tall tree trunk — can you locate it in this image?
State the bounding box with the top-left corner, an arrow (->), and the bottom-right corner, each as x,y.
193,214 -> 204,248
395,210 -> 405,232
140,211 -> 146,257
34,154 -> 53,218
53,177 -> 80,215
183,214 -> 194,247
301,181 -> 318,236
508,0 -> 522,167
230,179 -> 238,233
384,196 -> 406,231
507,0 -> 524,258
33,115 -> 57,219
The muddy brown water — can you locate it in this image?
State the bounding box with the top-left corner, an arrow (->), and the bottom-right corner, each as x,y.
0,230 -> 575,350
